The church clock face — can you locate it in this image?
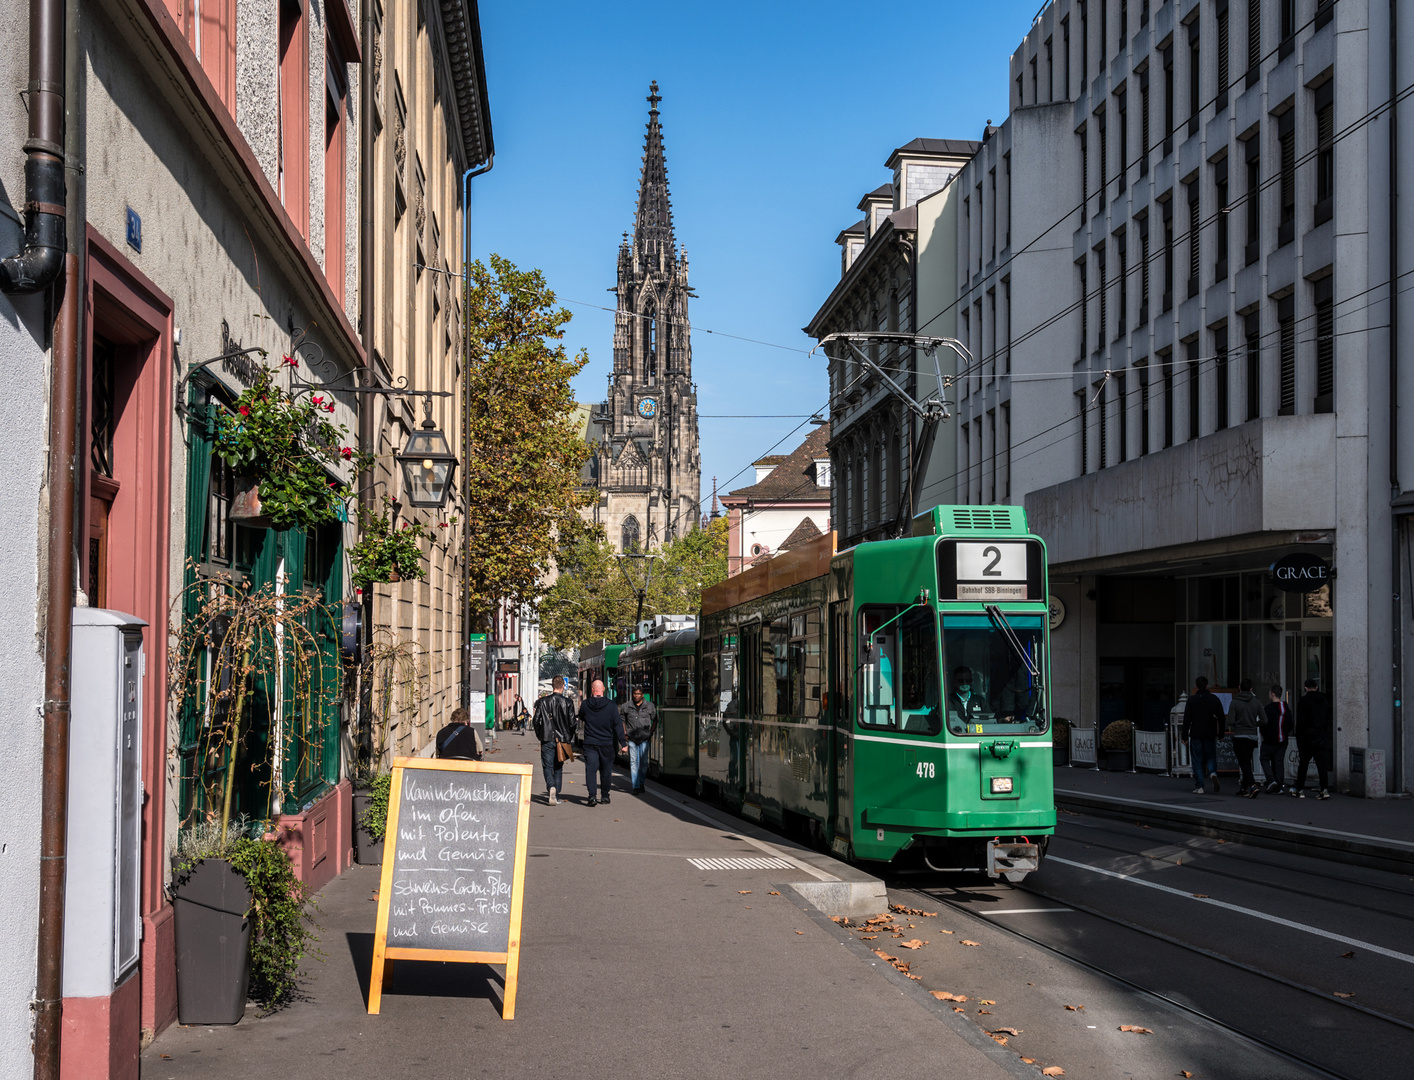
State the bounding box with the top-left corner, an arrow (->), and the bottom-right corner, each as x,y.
637,397 -> 658,419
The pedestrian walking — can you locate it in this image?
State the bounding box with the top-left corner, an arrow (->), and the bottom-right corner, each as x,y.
1228,678 -> 1262,797
435,706 -> 482,760
1260,684 -> 1292,793
532,676 -> 576,805
621,685 -> 658,794
1290,678 -> 1333,799
511,694 -> 530,734
1182,676 -> 1227,794
578,678 -> 625,806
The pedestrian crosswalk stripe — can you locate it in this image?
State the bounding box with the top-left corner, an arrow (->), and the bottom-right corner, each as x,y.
687,856 -> 793,870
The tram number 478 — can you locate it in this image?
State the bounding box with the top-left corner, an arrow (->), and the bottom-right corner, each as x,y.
915,761 -> 936,778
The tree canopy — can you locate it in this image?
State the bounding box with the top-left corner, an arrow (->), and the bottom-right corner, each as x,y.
540,516 -> 728,650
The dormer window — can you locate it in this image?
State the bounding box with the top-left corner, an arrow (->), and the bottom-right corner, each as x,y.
873,204 -> 891,232
813,459 -> 832,487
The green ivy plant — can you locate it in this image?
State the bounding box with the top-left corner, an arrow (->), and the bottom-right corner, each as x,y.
357,772 -> 393,843
349,496 -> 456,588
173,817 -> 319,1010
213,361 -> 371,529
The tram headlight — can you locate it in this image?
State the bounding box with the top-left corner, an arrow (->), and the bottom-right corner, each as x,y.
990,776 -> 1014,794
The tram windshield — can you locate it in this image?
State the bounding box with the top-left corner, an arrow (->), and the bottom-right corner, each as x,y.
942,614 -> 1048,735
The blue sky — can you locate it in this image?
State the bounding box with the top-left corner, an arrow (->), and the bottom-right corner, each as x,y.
471,0 -> 1039,507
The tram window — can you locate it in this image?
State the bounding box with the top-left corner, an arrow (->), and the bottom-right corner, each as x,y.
942,614 -> 1048,735
794,608 -> 823,721
858,606 -> 942,734
702,636 -> 720,706
666,656 -> 694,707
720,648 -> 739,717
767,617 -> 793,715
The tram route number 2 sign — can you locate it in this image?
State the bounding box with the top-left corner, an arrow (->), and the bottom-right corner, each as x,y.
368,757 -> 533,1019
955,541 -> 1029,601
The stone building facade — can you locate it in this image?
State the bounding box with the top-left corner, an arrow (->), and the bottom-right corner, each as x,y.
807,139 -> 978,549
956,0 -> 1413,791
584,84 -> 702,552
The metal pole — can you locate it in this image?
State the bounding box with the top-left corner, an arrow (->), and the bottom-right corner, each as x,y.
460,157 -> 492,707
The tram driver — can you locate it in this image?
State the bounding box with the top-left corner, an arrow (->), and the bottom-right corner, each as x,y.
947,666 -> 992,728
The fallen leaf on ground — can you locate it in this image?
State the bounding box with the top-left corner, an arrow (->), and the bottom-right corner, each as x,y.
990,1035 -> 1008,1045
893,961 -> 911,973
978,1009 -> 992,1015
939,929 -> 955,934
930,991 -> 968,1002
865,914 -> 894,925
1340,951 -> 1354,958
900,939 -> 925,949
873,950 -> 900,963
769,891 -> 781,896
907,973 -> 921,980
1334,991 -> 1355,999
1021,1058 -> 1036,1065
890,904 -> 938,916
738,890 -> 752,895
1064,1004 -> 1084,1011
1042,1068 -> 1065,1077
1182,1072 -> 1194,1078
991,1027 -> 1021,1036
795,930 -> 804,935
980,999 -> 997,1005
1119,1025 -> 1153,1034
954,1006 -> 965,1012
960,939 -> 981,947
860,934 -> 878,940
1191,893 -> 1210,899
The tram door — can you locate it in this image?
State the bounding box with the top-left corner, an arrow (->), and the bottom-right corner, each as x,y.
828,602 -> 850,843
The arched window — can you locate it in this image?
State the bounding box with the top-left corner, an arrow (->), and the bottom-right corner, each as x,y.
622,515 -> 641,552
644,304 -> 658,385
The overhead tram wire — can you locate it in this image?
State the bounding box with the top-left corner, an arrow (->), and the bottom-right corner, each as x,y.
917,0 -> 1358,345
557,297 -> 811,355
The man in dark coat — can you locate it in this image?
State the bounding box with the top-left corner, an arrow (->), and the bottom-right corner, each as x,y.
620,686 -> 658,795
577,679 -> 625,806
1227,679 -> 1263,796
1182,676 -> 1227,794
1291,678 -> 1333,799
532,676 -> 576,805
435,706 -> 482,761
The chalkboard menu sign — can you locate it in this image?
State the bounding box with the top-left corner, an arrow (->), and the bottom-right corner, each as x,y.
368,758 -> 533,1018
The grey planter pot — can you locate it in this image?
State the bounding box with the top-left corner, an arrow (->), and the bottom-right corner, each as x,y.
352,792 -> 385,866
1053,745 -> 1070,767
171,859 -> 252,1025
1105,750 -> 1133,772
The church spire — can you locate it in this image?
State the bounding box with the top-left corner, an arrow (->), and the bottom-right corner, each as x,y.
634,81 -> 675,258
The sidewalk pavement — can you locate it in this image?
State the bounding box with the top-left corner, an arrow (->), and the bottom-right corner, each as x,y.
1054,764 -> 1414,872
141,734 -> 1032,1080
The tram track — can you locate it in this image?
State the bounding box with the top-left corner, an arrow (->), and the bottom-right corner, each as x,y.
891,874 -> 1414,1080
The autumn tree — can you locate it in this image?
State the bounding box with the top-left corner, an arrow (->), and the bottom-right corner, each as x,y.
540,516 -> 728,650
462,255 -> 591,626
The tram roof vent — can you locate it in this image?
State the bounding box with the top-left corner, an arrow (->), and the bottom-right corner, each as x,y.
914,505 -> 1028,537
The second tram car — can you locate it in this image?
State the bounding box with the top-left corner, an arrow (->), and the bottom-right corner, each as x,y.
696,505 -> 1054,880
618,627 -> 698,780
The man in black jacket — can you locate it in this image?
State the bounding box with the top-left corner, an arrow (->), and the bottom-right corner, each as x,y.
532,677 -> 576,805
1291,678 -> 1333,799
578,679 -> 625,806
620,686 -> 658,795
435,706 -> 482,761
1260,684 -> 1292,793
1182,676 -> 1227,795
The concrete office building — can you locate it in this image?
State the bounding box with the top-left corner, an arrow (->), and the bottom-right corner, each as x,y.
956,0 -> 1412,791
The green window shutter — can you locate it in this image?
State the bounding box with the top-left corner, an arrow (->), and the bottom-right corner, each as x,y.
177,395 -> 214,826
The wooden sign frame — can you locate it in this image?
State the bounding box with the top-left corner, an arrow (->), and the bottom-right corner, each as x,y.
367,757 -> 534,1018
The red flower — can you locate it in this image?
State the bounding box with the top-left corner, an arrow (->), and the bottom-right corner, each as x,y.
239,405 -> 250,416
326,403 -> 335,413
438,522 -> 449,529
312,395 -> 324,405
340,446 -> 353,460
282,354 -> 298,368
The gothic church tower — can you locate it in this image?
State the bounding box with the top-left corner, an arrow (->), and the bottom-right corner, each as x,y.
589,83 -> 701,551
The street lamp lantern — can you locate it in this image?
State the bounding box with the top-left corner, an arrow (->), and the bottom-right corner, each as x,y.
396,410 -> 458,509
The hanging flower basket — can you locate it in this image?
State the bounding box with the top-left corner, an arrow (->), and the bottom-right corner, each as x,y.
213,363 -> 370,530
348,496 -> 454,588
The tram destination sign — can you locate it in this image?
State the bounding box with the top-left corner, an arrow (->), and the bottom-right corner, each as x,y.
368,758 -> 532,1018
1269,553 -> 1330,594
937,538 -> 1045,602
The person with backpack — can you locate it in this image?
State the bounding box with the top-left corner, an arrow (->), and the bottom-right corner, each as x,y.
1227,678 -> 1263,797
435,706 -> 482,761
1182,675 -> 1227,794
532,676 -> 576,805
1260,684 -> 1292,793
620,685 -> 658,795
1291,678 -> 1334,800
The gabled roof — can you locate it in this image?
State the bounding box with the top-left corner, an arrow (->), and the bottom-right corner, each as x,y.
885,137 -> 983,167
724,424 -> 832,504
835,219 -> 867,245
778,517 -> 823,551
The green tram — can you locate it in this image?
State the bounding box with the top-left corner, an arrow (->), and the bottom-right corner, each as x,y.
696,505 -> 1054,880
576,641 -> 627,741
618,628 -> 699,781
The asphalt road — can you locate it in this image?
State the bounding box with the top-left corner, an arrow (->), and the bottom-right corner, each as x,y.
891,812 -> 1414,1080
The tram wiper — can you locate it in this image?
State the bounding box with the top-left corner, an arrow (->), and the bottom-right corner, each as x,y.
984,605 -> 1044,724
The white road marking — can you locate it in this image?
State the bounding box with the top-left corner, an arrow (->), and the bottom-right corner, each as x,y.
643,784 -> 840,881
1048,855 -> 1414,965
985,907 -> 1074,914
687,856 -> 794,871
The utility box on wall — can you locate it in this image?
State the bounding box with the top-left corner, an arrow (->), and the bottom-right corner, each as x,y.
64,608 -> 146,997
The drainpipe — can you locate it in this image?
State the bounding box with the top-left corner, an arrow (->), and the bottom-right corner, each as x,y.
1390,0 -> 1404,791
356,0 -> 375,760
9,0 -> 76,1071
460,156 -> 492,708
0,0 -> 66,293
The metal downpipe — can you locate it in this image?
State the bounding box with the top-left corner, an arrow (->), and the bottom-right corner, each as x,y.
460,156 -> 492,708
